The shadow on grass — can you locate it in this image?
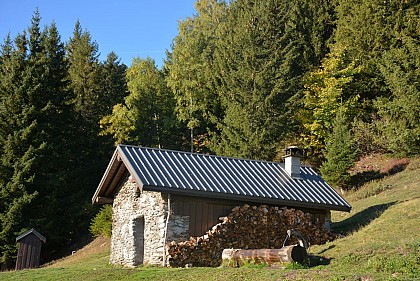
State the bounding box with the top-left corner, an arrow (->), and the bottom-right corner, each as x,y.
308,254 -> 332,267
316,245 -> 335,255
350,170 -> 384,188
350,160 -> 409,189
332,202 -> 396,235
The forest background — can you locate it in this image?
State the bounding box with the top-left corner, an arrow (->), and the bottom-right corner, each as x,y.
0,0 -> 418,269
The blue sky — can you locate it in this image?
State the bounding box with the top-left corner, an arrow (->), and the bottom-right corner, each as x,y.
0,0 -> 197,68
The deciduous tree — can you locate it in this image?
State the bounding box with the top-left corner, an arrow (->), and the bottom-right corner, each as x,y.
101,57 -> 186,149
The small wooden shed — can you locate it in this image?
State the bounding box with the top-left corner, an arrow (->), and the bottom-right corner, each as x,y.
15,228 -> 46,270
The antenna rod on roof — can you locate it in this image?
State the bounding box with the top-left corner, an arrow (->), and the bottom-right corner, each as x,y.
191,128 -> 193,153
190,94 -> 194,153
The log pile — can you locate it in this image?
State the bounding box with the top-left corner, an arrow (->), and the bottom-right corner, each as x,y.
167,205 -> 336,267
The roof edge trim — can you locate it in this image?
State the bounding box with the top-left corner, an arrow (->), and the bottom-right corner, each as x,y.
92,148 -> 120,204
143,185 -> 352,212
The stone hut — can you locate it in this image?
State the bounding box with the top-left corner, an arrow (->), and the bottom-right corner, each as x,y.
92,145 -> 351,267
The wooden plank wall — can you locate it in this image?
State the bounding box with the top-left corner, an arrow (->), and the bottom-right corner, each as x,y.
15,235 -> 42,270
172,196 -> 328,237
172,198 -> 237,237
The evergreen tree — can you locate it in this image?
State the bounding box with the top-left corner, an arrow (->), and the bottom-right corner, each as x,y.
335,0 -> 395,62
209,0 -> 335,159
0,15 -> 40,267
67,20 -> 101,122
333,0 -> 420,156
98,51 -> 128,116
0,11 -> 71,266
374,2 -> 420,155
65,21 -> 114,256
320,108 -> 358,190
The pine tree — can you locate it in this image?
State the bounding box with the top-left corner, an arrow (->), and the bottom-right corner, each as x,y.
98,51 -> 128,116
209,0 -> 335,159
320,108 -> 358,190
0,10 -> 69,266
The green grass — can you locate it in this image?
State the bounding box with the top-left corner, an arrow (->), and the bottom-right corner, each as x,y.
1,158 -> 419,281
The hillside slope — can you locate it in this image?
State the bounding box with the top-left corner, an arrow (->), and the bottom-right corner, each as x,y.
1,157 -> 419,280
307,156 -> 420,280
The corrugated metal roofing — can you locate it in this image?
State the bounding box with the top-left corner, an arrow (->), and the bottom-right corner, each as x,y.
93,145 -> 351,212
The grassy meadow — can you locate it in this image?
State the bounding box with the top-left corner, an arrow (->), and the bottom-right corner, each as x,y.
1,157 -> 419,281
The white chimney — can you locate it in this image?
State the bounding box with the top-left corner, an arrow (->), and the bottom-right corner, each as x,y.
283,146 -> 304,179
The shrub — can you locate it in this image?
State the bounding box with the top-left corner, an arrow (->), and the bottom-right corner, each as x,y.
89,205 -> 112,238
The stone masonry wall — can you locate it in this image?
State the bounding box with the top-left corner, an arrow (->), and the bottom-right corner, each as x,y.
110,175 -> 190,267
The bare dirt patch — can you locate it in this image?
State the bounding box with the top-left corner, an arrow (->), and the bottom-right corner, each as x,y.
350,154 -> 409,175
349,154 -> 410,188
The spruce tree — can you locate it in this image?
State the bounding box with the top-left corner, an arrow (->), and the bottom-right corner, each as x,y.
65,21 -> 112,252
333,0 -> 420,156
209,0 -> 335,159
67,20 -> 101,122
374,2 -> 420,155
98,51 -> 128,116
320,108 -> 358,190
0,19 -> 39,267
0,10 -> 68,266
0,11 -> 89,267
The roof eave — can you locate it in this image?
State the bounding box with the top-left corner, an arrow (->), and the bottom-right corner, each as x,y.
92,145 -> 145,204
16,228 -> 46,243
143,185 -> 352,212
92,148 -> 120,204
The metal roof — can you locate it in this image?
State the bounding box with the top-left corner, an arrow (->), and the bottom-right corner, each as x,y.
16,228 -> 46,243
92,145 -> 351,212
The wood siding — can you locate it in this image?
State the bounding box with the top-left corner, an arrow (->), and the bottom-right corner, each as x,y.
171,195 -> 328,237
15,234 -> 43,270
172,196 -> 239,236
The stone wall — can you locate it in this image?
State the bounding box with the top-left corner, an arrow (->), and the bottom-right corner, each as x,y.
110,175 -> 190,267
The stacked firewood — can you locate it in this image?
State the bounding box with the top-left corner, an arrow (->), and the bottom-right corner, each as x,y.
167,205 -> 336,267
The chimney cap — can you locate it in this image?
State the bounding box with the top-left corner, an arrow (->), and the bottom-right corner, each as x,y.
283,146 -> 304,158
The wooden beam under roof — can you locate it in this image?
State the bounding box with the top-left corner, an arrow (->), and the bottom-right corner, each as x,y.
95,196 -> 114,204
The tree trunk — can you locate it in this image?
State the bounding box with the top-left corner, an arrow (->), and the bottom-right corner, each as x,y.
222,245 -> 307,267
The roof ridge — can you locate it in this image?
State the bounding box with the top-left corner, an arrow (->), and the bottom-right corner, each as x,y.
117,144 -> 281,165
16,228 -> 46,243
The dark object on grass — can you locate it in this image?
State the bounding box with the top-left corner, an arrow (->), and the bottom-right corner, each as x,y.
15,228 -> 46,270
